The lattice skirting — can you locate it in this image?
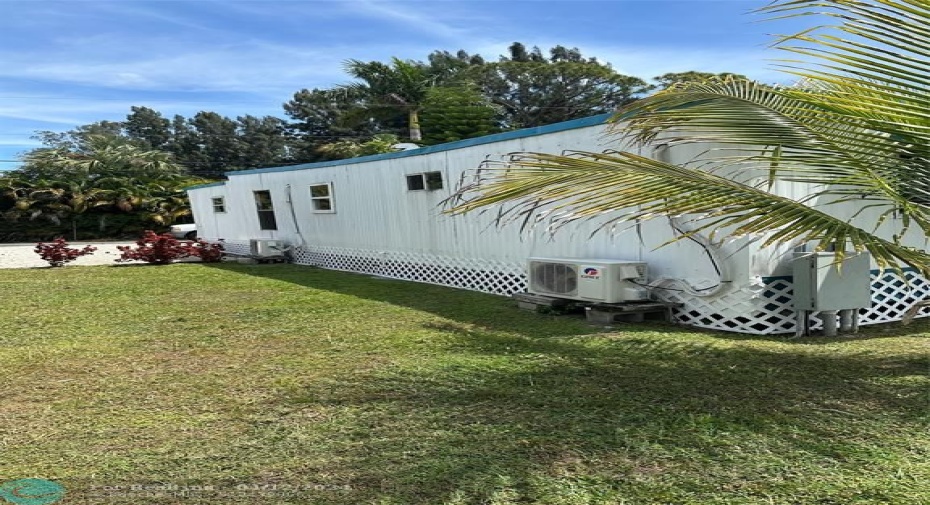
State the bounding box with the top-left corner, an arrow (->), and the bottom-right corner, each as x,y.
290,245 -> 528,296
217,239 -> 252,257
755,269 -> 930,334
652,284 -> 781,334
654,270 -> 930,335
215,241 -> 930,335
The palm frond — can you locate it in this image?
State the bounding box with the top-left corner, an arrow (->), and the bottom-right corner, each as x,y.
448,151 -> 930,274
761,0 -> 930,90
612,78 -> 930,229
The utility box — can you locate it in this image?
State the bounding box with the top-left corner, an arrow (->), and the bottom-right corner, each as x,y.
792,252 -> 872,311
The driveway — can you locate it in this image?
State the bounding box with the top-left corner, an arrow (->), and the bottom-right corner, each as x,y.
0,242 -> 135,269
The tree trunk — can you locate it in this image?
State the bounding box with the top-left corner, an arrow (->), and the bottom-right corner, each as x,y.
408,109 -> 422,142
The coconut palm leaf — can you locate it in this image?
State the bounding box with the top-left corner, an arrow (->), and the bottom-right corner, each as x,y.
449,150 -> 930,275
448,0 -> 930,273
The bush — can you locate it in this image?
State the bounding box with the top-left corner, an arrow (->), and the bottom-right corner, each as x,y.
116,231 -> 191,265
189,240 -> 224,263
34,238 -> 97,267
116,231 -> 224,265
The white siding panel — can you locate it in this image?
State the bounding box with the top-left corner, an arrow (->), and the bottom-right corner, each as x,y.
189,120 -> 745,287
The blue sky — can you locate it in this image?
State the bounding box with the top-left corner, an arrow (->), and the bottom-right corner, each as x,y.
0,0 -> 809,169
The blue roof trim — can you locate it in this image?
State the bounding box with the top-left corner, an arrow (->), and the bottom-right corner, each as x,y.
227,113 -> 614,177
185,181 -> 226,191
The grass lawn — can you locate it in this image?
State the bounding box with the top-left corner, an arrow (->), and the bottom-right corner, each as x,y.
0,263 -> 928,504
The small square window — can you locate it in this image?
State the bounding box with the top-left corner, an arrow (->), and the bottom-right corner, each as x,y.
211,197 -> 226,213
406,174 -> 426,191
406,171 -> 443,191
424,171 -> 443,190
310,183 -> 335,213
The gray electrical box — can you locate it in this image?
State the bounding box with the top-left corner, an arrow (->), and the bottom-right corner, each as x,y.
792,252 -> 872,311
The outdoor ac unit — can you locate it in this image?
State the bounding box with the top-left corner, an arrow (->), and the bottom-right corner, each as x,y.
527,257 -> 649,303
250,239 -> 286,258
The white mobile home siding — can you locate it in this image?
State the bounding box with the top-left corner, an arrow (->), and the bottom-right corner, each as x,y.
187,114 -> 930,334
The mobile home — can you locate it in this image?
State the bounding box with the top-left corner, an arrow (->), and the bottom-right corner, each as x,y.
187,114 -> 930,334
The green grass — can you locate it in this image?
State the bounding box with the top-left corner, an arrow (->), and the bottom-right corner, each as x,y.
1,263 -> 928,504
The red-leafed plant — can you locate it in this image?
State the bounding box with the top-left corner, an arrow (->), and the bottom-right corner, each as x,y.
34,238 -> 97,267
116,231 -> 191,265
116,231 -> 225,265
189,239 -> 224,263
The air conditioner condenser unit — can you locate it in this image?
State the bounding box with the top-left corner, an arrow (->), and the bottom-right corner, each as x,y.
527,257 -> 649,303
250,239 -> 287,259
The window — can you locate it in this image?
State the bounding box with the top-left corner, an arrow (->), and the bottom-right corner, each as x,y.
253,190 -> 277,230
310,183 -> 335,213
406,171 -> 443,191
211,197 -> 226,213
406,174 -> 425,191
425,171 -> 443,190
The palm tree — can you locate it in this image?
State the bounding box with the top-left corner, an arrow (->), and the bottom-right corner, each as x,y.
1,176 -> 111,239
340,58 -> 437,142
449,0 -> 930,275
137,179 -> 212,226
1,176 -> 69,225
5,135 -> 201,238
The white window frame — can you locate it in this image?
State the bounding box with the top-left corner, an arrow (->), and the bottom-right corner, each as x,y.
211,196 -> 226,214
310,183 -> 335,214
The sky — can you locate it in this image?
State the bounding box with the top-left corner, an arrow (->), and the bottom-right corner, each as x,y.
0,0 -> 811,170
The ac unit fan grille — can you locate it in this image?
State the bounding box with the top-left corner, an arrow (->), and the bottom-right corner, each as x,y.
531,262 -> 578,295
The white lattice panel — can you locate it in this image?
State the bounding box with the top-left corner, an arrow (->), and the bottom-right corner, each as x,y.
217,239 -> 251,257
745,270 -> 930,334
291,245 -> 527,295
649,282 -> 782,334
860,270 -> 930,324
653,270 -> 930,335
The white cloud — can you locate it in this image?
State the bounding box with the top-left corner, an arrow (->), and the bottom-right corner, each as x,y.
0,100 -> 128,126
345,0 -> 474,42
0,40 -> 351,94
0,95 -> 282,130
92,2 -> 222,34
0,138 -> 41,147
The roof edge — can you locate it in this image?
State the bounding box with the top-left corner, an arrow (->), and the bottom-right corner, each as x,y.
226,113 -> 613,177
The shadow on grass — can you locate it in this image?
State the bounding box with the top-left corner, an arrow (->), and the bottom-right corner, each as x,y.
204,263 -> 929,504
204,262 -> 928,344
281,328 -> 928,504
203,262 -> 628,338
